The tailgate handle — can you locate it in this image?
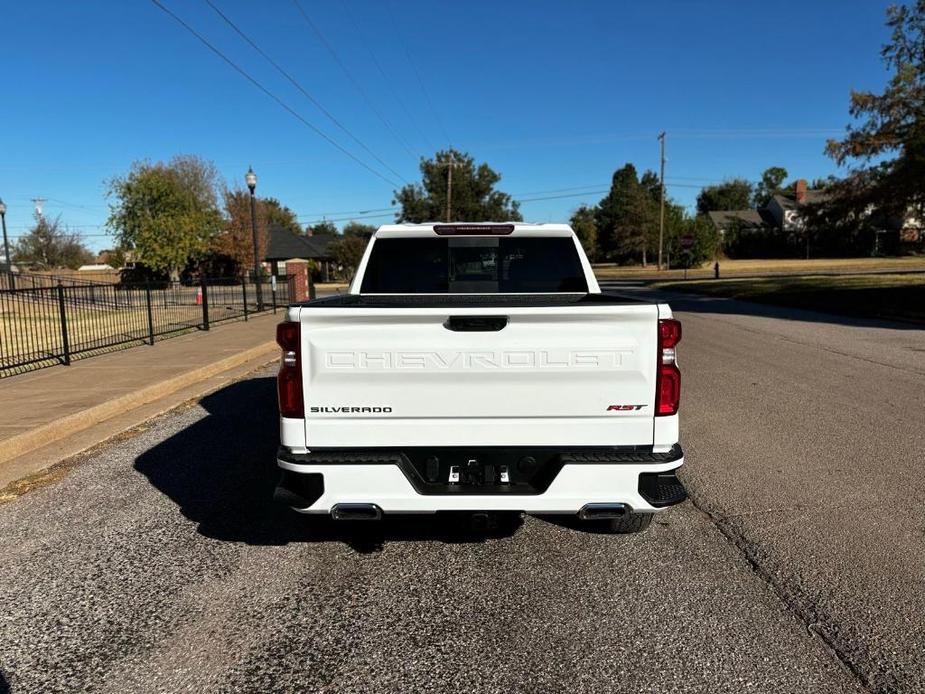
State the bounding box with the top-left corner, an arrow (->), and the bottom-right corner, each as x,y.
444,315 -> 508,332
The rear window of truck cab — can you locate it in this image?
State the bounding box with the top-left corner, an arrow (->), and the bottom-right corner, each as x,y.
359,237 -> 588,294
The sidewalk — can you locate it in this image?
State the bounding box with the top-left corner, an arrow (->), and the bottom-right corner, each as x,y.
0,313 -> 281,486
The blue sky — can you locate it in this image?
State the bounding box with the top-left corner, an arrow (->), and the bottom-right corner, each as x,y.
0,0 -> 894,252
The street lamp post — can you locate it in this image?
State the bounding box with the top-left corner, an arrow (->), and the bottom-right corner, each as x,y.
0,198 -> 10,274
245,167 -> 264,311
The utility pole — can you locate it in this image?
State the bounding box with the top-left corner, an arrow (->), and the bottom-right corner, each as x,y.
31,197 -> 46,218
657,132 -> 666,271
445,152 -> 454,223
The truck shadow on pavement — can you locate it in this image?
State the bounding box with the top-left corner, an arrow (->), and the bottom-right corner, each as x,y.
134,376 -> 522,552
606,286 -> 925,331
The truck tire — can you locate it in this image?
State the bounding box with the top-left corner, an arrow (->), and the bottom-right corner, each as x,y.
605,513 -> 652,534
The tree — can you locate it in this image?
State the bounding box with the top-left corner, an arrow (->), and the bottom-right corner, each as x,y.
615,185 -> 658,265
569,205 -> 598,261
696,179 -> 754,216
327,225 -> 372,282
667,214 -> 719,266
264,198 -> 301,236
825,1 -> 925,220
307,220 -> 338,236
101,247 -> 129,269
394,149 -> 522,223
595,164 -> 639,261
593,163 -> 659,264
212,188 -> 269,274
105,155 -> 223,281
329,236 -> 367,280
810,175 -> 838,191
342,222 -> 377,238
639,170 -> 662,205
13,214 -> 93,269
753,166 -> 789,207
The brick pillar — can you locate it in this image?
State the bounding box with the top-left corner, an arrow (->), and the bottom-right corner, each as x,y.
288,259 -> 309,301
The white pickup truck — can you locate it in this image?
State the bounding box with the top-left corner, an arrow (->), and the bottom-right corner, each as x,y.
273,222 -> 685,533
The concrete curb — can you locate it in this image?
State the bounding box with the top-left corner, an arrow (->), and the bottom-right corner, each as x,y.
0,341 -> 278,467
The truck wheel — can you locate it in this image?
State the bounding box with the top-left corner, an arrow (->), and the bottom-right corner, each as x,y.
604,513 -> 652,534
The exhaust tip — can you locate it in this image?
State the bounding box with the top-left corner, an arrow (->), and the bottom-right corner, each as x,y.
331,503 -> 382,521
274,471 -> 324,509
579,503 -> 630,520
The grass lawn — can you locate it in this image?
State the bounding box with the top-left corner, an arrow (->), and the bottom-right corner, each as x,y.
653,273 -> 925,324
593,256 -> 925,280
315,282 -> 350,293
0,299 -> 217,374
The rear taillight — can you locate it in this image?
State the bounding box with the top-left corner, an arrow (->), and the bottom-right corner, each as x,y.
276,321 -> 303,418
655,318 -> 681,416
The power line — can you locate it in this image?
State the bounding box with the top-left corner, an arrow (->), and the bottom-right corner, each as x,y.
44,197 -> 108,212
337,0 -> 434,154
8,232 -> 111,239
299,181 -> 727,221
516,189 -> 609,203
512,184 -> 609,197
672,128 -> 843,141
6,176 -> 753,239
290,0 -> 418,160
300,188 -> 613,222
473,128 -> 843,151
149,0 -> 401,188
384,0 -> 451,146
299,210 -> 397,225
299,205 -> 398,217
7,223 -> 105,230
666,182 -> 722,189
203,0 -> 408,185
6,196 -> 108,211
673,127 -> 841,136
12,181 -> 736,230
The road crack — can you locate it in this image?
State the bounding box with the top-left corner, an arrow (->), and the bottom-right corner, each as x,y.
684,492 -> 882,694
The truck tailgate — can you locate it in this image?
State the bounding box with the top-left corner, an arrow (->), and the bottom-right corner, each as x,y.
297,303 -> 659,447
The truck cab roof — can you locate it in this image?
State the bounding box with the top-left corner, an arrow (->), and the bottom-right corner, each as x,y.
373,223 -> 574,238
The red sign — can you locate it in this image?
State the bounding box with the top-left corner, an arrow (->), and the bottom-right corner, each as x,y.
680,234 -> 695,249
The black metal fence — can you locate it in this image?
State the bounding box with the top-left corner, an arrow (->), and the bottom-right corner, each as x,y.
0,273 -> 295,378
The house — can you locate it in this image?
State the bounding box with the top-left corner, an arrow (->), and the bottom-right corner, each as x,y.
709,179 -> 825,237
710,178 -> 922,246
264,223 -> 336,281
765,180 -> 830,232
707,208 -> 776,236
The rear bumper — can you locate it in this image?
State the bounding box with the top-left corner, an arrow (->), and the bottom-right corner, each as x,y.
275,446 -> 685,514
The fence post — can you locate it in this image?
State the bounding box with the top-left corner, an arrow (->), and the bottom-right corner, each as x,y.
271,275 -> 277,314
145,282 -> 155,345
56,282 -> 71,366
200,276 -> 210,331
241,277 -> 248,322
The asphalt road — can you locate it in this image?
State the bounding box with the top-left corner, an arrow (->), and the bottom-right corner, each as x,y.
1,289 -> 923,693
